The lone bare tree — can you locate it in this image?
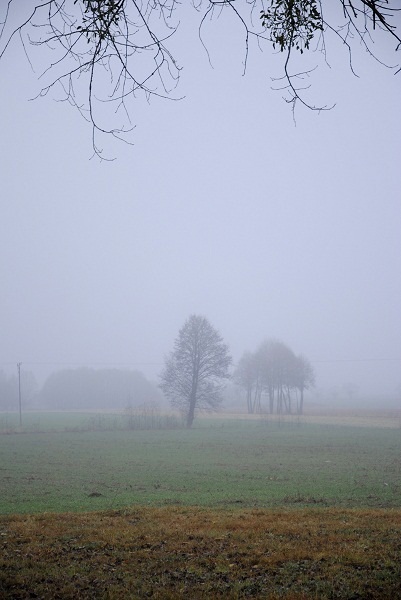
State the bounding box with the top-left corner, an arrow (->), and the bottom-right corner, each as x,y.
0,1 -> 399,156
159,314 -> 232,428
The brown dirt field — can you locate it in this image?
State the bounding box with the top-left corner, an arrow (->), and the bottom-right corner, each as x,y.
1,506 -> 400,598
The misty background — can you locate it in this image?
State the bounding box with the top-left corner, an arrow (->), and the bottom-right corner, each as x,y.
1,6 -> 400,412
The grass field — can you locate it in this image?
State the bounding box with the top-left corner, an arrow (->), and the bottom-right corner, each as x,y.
1,413 -> 401,598
1,414 -> 400,514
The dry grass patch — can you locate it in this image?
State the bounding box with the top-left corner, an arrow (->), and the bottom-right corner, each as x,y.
1,506 -> 400,598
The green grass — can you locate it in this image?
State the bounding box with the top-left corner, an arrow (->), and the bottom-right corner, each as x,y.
1,415 -> 401,599
1,415 -> 400,514
0,410 -> 179,433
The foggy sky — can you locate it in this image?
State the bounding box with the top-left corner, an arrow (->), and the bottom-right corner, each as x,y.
1,7 -> 401,402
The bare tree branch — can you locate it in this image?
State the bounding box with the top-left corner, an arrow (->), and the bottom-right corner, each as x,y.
0,1 -> 399,156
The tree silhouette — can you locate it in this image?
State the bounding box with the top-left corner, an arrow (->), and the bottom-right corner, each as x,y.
1,1 -> 399,156
160,314 -> 231,428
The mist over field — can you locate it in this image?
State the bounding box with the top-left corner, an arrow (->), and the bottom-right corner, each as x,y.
0,3 -> 400,416
1,6 -> 401,599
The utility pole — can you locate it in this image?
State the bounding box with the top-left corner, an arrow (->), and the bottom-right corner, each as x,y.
17,362 -> 22,427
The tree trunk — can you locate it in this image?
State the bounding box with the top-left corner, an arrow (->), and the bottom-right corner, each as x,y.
247,388 -> 254,414
299,387 -> 304,415
186,406 -> 195,428
186,377 -> 198,428
269,387 -> 274,414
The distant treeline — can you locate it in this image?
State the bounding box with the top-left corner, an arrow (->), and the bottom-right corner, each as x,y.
0,368 -> 163,411
1,341 -> 314,416
39,368 -> 163,410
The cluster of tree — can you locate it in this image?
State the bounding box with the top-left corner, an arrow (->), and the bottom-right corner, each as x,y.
159,314 -> 315,426
1,318 -> 314,426
0,1 -> 399,156
38,368 -> 162,410
234,340 -> 315,415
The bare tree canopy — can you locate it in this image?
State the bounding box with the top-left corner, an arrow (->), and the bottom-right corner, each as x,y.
1,1 -> 399,156
234,339 -> 315,415
159,314 -> 232,428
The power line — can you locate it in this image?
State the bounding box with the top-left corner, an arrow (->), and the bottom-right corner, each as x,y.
310,358 -> 400,364
0,361 -> 164,367
0,358 -> 399,371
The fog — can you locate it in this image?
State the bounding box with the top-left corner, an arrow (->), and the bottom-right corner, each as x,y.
1,7 -> 400,411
